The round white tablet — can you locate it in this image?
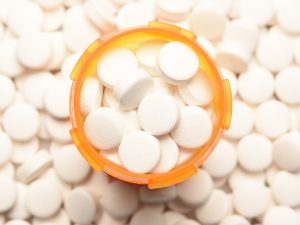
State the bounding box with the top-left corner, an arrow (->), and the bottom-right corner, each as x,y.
26,179 -> 62,218
0,131 -> 13,167
172,106 -> 212,149
46,32 -> 67,71
119,131 -> 160,173
225,100 -> 254,139
84,107 -> 123,150
97,47 -> 138,88
53,145 -> 91,184
263,206 -> 300,225
101,149 -> 123,166
136,40 -> 166,76
275,66 -> 300,105
32,209 -> 70,225
138,185 -> 176,204
195,189 -> 230,225
156,0 -> 193,21
64,188 -> 97,225
44,79 -> 71,119
220,215 -> 250,225
113,68 -> 153,110
178,70 -> 213,106
60,53 -> 81,80
130,207 -> 165,225
203,139 -> 237,178
151,135 -> 179,173
273,131 -> 300,172
167,198 -> 193,214
96,210 -> 128,225
44,115 -> 71,144
271,171 -> 300,207
2,103 -> 40,141
34,0 -> 64,10
0,75 -> 15,112
295,37 -> 300,65
233,181 -> 271,218
4,220 -> 30,225
0,163 -> 15,179
118,109 -> 141,135
102,88 -> 119,108
7,0 -> 44,36
176,219 -> 200,225
158,41 -> 199,84
255,100 -> 291,138
11,138 -> 39,165
152,77 -> 171,94
0,39 -> 25,78
238,67 -> 274,104
176,169 -> 213,207
80,77 -> 103,116
138,93 -> 179,136
237,133 -> 272,172
100,180 -> 139,219
79,171 -> 109,198
163,211 -> 186,225
0,176 -> 17,213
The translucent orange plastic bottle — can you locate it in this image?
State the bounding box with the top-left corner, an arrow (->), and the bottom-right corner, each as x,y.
69,21 -> 232,189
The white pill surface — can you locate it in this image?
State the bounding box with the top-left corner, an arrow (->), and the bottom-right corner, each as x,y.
32,209 -> 70,225
176,169 -> 213,207
237,133 -> 272,172
0,75 -> 16,112
4,220 -> 30,225
114,68 -> 153,110
273,131 -> 300,172
97,47 -> 138,88
151,135 -> 179,173
156,0 -> 193,22
25,179 -> 62,218
11,138 -> 39,165
263,206 -> 300,225
255,100 -> 291,138
34,0 -> 64,11
172,105 -> 212,149
158,41 -> 199,84
203,139 -> 237,178
176,219 -> 201,225
178,70 -> 213,106
100,180 -> 139,219
80,77 -> 103,116
84,107 -> 123,150
295,37 -> 300,65
44,115 -> 71,144
119,131 -> 160,174
220,215 -> 250,225
2,103 -> 40,141
0,176 -> 17,213
79,171 -> 109,198
221,68 -> 237,98
163,211 -> 186,225
46,32 -> 67,71
275,66 -> 300,105
129,207 -> 165,225
0,131 -> 13,167
138,185 -> 177,204
138,93 -> 179,136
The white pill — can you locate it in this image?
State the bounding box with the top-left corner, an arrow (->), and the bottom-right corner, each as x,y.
114,69 -> 153,110
172,106 -> 212,149
256,30 -> 293,72
33,209 -> 70,225
295,37 -> 300,65
152,77 -> 171,94
233,181 -> 271,218
0,176 -> 17,213
63,5 -> 100,53
178,70 -> 213,106
255,100 -> 291,138
273,131 -> 300,172
4,220 -> 30,225
176,169 -> 213,207
101,149 -> 123,166
11,138 -> 39,165
237,133 -> 272,172
167,198 -> 193,214
225,100 -> 254,140
44,79 -> 71,119
7,0 -> 43,36
136,40 -> 166,76
61,53 -> 81,80
190,3 -> 226,40
22,71 -> 55,109
44,116 -> 71,143
0,131 -> 13,167
221,68 -> 237,98
84,107 -> 123,150
163,211 -> 186,225
238,66 -> 274,104
80,77 -> 103,117
271,171 -> 300,207
138,185 -> 177,204
129,207 -> 165,225
116,2 -> 155,30
64,188 -> 98,225
0,75 -> 16,112
275,66 -> 300,105
26,179 -> 62,218
263,206 -> 300,225
3,103 -> 40,141
119,131 -> 160,173
158,41 -> 199,84
220,215 -> 250,225
102,88 -> 119,108
176,219 -> 201,225
203,139 -> 237,178
37,112 -> 51,140
7,183 -> 30,220
96,210 -> 127,225
79,171 -> 109,198
151,135 -> 179,173
0,39 -> 25,78
195,189 -> 230,225
118,109 -> 140,134
34,0 -> 64,10
138,93 -> 179,136
46,32 -> 67,71
156,0 -> 193,22
53,145 -> 91,184
100,180 -> 139,219
0,163 -> 15,179
97,47 -> 138,88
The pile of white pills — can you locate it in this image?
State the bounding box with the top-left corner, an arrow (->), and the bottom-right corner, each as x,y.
0,0 -> 300,225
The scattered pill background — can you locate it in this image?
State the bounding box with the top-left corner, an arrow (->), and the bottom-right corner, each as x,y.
0,0 -> 300,225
